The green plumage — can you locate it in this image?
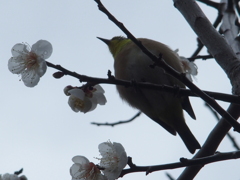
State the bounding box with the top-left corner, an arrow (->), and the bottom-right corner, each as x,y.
98,36 -> 201,154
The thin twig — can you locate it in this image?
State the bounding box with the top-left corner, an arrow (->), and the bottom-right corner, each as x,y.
197,0 -> 220,9
91,112 -> 142,126
165,172 -> 176,180
188,54 -> 213,61
14,169 -> 23,175
46,61 -> 240,104
120,150 -> 240,177
205,103 -> 240,150
94,0 -> 240,132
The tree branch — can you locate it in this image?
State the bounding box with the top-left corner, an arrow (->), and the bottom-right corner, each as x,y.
173,0 -> 240,94
205,103 -> 240,150
120,150 -> 240,177
47,61 -> 240,105
178,104 -> 240,179
94,0 -> 240,132
197,0 -> 220,9
91,112 -> 142,126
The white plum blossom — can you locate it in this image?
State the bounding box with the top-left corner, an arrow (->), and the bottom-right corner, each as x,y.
0,173 -> 19,180
70,156 -> 107,180
68,85 -> 107,113
174,49 -> 198,82
179,56 -> 198,82
98,141 -> 128,180
8,40 -> 53,87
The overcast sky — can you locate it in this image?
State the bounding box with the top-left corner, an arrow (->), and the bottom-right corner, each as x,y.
1,1 -> 239,180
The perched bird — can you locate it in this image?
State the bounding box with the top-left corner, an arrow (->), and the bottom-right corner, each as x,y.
98,36 -> 201,154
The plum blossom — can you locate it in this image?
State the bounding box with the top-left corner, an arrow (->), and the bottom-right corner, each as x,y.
98,141 -> 128,180
67,85 -> 107,113
8,40 -> 53,87
70,156 -> 107,180
179,56 -> 198,82
0,173 -> 19,180
174,49 -> 198,82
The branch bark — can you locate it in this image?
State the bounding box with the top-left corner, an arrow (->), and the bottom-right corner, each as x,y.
178,104 -> 240,180
173,0 -> 240,94
172,0 -> 240,179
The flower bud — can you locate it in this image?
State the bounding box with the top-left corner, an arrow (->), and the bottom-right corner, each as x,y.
64,85 -> 74,96
53,71 -> 64,79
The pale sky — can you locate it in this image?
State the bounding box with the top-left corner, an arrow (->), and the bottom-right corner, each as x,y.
1,0 -> 239,180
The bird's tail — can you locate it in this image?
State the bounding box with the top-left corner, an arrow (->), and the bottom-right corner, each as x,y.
175,121 -> 201,154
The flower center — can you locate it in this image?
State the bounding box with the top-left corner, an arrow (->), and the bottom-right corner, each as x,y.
74,98 -> 85,109
101,155 -> 119,170
85,163 -> 100,179
25,52 -> 38,69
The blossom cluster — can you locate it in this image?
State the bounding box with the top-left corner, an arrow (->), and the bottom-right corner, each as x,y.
70,141 -> 128,180
0,173 -> 27,180
64,85 -> 107,113
8,40 -> 107,113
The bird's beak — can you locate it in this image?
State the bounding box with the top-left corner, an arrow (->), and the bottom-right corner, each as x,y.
97,37 -> 110,45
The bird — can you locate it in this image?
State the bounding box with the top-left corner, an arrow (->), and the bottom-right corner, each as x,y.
97,36 -> 201,154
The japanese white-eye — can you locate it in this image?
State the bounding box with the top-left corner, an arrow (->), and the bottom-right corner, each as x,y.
98,36 -> 201,154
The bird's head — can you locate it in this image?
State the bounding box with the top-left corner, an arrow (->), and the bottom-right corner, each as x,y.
97,36 -> 131,58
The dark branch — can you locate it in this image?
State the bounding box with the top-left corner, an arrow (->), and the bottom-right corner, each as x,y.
46,61 -> 240,105
197,0 -> 220,9
14,168 -> 23,175
91,112 -> 142,126
120,151 -> 240,177
188,54 -> 213,61
165,172 -> 176,180
94,0 -> 240,132
205,103 -> 240,150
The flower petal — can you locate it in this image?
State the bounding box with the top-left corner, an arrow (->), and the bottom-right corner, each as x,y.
81,98 -> 93,113
31,40 -> 53,59
86,96 -> 97,112
36,58 -> 47,77
94,93 -> 107,105
113,142 -> 128,169
21,69 -> 40,87
72,156 -> 90,164
68,96 -> 80,112
188,62 -> 198,75
68,89 -> 85,100
101,171 -> 118,180
70,164 -> 81,176
11,43 -> 29,57
8,56 -> 26,74
98,142 -> 115,157
94,85 -> 105,93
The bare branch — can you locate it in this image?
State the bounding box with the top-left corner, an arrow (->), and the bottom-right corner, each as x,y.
47,61 -> 240,105
205,103 -> 240,150
197,0 -> 220,9
178,104 -> 240,179
174,0 -> 240,94
94,0 -> 240,132
188,54 -> 213,61
91,112 -> 142,126
120,150 -> 240,177
14,169 -> 23,175
166,172 -> 176,180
